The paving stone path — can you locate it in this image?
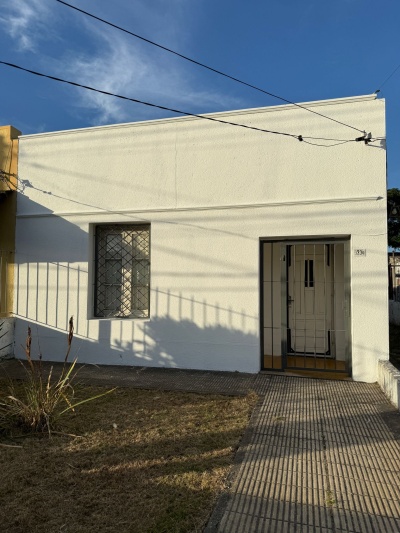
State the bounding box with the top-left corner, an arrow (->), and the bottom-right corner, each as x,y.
210,375 -> 400,533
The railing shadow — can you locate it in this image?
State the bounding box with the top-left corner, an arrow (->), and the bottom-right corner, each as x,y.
12,280 -> 259,373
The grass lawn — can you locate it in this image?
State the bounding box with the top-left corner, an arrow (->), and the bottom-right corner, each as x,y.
389,323 -> 400,371
0,384 -> 257,533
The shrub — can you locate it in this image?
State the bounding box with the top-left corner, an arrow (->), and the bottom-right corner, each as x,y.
0,317 -> 114,434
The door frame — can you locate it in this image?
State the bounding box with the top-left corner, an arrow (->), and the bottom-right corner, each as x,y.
259,236 -> 351,373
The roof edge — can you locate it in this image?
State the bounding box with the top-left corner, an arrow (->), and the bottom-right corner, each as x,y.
19,94 -> 379,140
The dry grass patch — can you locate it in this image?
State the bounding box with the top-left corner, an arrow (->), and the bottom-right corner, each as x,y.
0,383 -> 257,533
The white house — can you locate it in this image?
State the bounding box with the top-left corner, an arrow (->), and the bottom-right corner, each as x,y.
13,94 -> 388,382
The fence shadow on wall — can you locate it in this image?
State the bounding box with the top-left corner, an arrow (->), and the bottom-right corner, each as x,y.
13,280 -> 259,370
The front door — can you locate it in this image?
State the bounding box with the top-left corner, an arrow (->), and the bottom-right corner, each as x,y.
287,244 -> 332,355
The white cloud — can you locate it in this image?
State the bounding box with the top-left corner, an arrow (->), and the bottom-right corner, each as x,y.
1,0 -> 242,125
0,0 -> 52,51
60,27 -> 241,125
62,33 -> 152,124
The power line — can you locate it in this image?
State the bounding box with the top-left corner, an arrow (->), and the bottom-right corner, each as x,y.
56,0 -> 366,135
0,61 -> 296,140
302,139 -> 353,148
375,61 -> 400,92
0,60 -> 363,146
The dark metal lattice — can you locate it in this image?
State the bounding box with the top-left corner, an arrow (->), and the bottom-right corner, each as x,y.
94,224 -> 150,318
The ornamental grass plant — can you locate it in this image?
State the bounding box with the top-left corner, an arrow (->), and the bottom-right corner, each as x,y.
0,317 -> 113,434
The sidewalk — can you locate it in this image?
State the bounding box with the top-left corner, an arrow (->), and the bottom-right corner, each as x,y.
1,360 -> 400,532
207,375 -> 400,533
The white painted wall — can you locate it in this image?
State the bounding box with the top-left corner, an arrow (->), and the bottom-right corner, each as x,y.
14,95 -> 388,381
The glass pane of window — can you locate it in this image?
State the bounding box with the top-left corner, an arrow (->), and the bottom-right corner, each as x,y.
309,259 -> 314,288
132,231 -> 149,260
133,261 -> 150,285
304,260 -> 308,288
105,260 -> 122,284
105,286 -> 121,310
132,286 -> 149,312
106,234 -> 122,257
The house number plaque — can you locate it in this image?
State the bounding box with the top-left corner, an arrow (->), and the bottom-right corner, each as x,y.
354,249 -> 366,257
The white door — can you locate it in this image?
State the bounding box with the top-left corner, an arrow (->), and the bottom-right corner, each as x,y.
288,244 -> 332,355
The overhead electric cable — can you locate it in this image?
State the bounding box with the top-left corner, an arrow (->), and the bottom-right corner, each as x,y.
302,139 -> 353,148
0,60 -> 362,146
56,0 -> 366,135
375,61 -> 400,92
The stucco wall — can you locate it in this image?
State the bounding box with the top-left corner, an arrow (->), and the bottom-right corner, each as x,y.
14,95 -> 388,381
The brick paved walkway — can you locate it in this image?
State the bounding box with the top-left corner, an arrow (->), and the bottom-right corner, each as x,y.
1,361 -> 399,532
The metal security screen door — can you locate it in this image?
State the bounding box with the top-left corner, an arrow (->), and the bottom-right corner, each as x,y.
288,244 -> 332,355
261,239 -> 350,374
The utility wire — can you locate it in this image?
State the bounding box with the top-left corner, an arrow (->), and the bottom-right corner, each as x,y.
56,0 -> 366,135
302,139 -> 354,148
0,60 -> 361,145
375,61 -> 400,92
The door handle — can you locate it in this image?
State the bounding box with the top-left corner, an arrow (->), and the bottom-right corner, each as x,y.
288,296 -> 294,305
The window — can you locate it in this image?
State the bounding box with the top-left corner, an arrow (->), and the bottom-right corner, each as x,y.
304,259 -> 314,288
94,224 -> 150,318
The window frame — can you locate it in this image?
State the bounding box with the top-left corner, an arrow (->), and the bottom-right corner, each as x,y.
93,223 -> 151,319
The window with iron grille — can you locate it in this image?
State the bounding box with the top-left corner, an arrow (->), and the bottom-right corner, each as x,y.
94,224 -> 150,318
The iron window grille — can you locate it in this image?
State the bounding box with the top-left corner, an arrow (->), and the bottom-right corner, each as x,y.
94,224 -> 150,318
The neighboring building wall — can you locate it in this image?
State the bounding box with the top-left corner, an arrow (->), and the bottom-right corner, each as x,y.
389,301 -> 400,326
14,95 -> 388,381
0,125 -> 20,359
389,252 -> 400,302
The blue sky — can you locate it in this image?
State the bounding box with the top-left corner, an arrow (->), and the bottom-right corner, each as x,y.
0,0 -> 399,187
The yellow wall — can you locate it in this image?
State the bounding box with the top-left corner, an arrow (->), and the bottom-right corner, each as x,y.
0,125 -> 20,317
